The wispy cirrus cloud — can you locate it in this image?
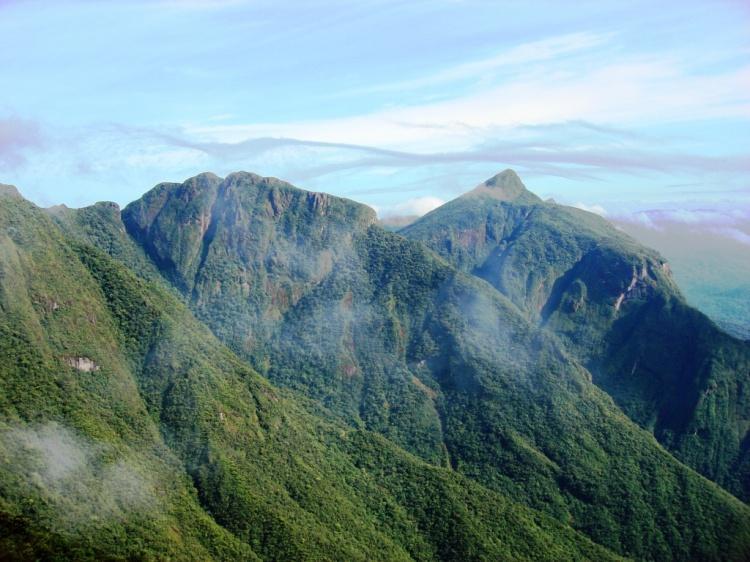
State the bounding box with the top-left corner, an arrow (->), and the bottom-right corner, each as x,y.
338,31 -> 615,97
11,117 -> 745,207
91,114 -> 745,169
138,124 -> 750,183
2,0 -> 748,215
184,58 -> 750,151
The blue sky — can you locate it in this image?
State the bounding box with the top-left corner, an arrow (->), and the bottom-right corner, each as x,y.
1,0 -> 748,236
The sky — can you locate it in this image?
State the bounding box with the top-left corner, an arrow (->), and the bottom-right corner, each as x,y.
1,0 -> 749,238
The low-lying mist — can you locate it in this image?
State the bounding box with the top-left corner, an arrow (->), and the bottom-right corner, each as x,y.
0,422 -> 157,533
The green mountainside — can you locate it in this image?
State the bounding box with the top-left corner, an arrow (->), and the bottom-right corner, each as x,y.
1,187 -> 629,561
36,171 -> 750,560
401,170 -> 750,501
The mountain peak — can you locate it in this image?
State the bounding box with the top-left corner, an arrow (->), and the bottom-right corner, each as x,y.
486,169 -> 524,189
184,171 -> 223,187
463,169 -> 541,203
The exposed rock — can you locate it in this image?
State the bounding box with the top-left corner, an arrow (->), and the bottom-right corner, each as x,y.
342,363 -> 358,377
34,295 -> 62,313
614,292 -> 626,312
267,187 -> 292,217
411,375 -> 437,400
615,263 -> 655,312
65,357 -> 100,372
307,191 -> 330,214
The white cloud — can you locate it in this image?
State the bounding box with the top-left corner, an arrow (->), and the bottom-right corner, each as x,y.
184,59 -> 750,152
614,207 -> 750,246
618,207 -> 750,227
573,202 -> 607,216
0,423 -> 156,531
0,116 -> 44,170
377,195 -> 446,218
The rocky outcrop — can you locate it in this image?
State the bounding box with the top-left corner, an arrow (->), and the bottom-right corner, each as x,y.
614,263 -> 656,312
65,356 -> 100,372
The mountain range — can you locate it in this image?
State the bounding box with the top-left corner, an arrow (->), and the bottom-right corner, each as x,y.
1,171 -> 749,561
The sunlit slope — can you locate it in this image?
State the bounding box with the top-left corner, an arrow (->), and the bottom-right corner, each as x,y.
402,170 -> 750,501
1,187 -> 628,561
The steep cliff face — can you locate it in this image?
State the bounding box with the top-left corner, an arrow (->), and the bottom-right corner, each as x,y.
122,172 -> 377,354
57,171 -> 750,560
402,171 -> 750,501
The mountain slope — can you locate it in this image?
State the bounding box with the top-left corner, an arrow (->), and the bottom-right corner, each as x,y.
401,170 -> 750,501
62,170 -> 750,560
1,188 -> 625,561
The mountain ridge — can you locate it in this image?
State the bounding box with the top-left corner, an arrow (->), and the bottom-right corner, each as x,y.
42,170 -> 750,560
1,188 -> 627,561
401,170 -> 750,502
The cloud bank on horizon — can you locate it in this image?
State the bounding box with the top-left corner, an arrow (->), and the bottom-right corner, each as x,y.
0,0 -> 748,235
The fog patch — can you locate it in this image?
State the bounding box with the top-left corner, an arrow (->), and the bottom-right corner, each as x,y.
0,422 -> 156,532
441,280 -> 548,393
456,287 -> 517,352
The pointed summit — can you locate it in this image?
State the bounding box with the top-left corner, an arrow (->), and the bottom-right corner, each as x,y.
463,169 -> 541,203
485,169 -> 525,190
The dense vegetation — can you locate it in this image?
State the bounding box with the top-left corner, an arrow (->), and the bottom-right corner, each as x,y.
1,189 -> 628,560
38,170 -> 750,560
402,169 -> 750,502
